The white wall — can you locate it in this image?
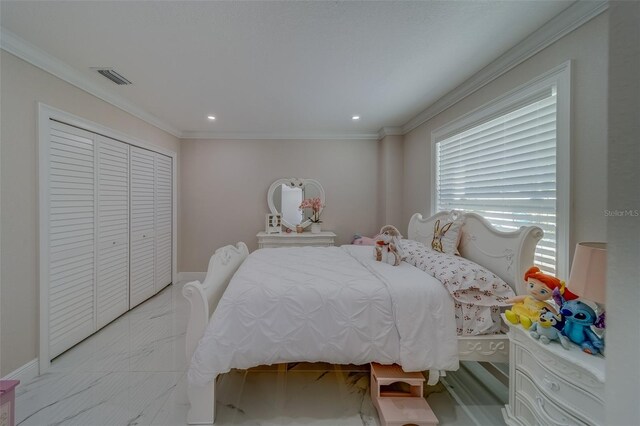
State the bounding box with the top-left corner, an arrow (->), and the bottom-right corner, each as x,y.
179,138 -> 379,272
605,2 -> 640,424
402,12 -> 609,266
0,51 -> 181,376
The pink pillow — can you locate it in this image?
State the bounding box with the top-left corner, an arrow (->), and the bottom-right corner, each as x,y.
352,235 -> 379,245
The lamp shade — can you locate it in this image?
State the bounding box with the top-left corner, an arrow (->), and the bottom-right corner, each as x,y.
567,242 -> 607,304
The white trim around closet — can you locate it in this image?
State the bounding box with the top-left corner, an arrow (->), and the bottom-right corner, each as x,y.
37,103 -> 178,373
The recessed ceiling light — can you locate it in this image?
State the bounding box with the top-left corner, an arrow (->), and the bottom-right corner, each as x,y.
352,116 -> 360,120
207,115 -> 216,120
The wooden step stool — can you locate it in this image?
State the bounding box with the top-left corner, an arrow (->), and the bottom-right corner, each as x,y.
370,363 -> 438,426
1,380 -> 20,426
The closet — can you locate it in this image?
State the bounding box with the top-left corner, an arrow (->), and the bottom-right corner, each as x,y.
96,136 -> 130,328
44,120 -> 173,360
130,147 -> 156,308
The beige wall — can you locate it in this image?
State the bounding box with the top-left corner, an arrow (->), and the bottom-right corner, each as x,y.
179,138 -> 379,271
377,135 -> 404,230
0,51 -> 181,375
605,2 -> 640,424
402,12 -> 609,266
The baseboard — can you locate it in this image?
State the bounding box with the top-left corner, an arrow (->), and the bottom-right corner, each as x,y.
2,358 -> 39,383
177,272 -> 206,282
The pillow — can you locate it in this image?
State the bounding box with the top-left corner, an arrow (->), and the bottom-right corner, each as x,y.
398,239 -> 515,304
430,211 -> 463,255
399,238 -> 515,335
352,234 -> 378,246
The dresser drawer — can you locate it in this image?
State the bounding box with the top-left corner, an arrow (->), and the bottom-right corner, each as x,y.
516,371 -> 586,426
512,395 -> 538,426
257,231 -> 336,248
515,346 -> 604,424
511,330 -> 604,397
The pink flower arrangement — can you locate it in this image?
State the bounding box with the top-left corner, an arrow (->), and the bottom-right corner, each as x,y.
299,197 -> 324,223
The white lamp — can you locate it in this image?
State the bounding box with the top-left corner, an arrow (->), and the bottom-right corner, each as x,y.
567,242 -> 607,305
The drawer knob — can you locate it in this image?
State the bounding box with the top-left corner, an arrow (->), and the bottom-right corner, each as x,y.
113,241 -> 116,245
543,375 -> 560,392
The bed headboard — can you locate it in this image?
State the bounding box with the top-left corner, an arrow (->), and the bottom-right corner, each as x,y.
408,211 -> 543,295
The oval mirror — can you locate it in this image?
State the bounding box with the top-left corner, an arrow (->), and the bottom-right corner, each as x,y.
267,178 -> 325,231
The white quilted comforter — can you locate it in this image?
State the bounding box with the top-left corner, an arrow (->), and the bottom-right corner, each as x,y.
188,245 -> 458,386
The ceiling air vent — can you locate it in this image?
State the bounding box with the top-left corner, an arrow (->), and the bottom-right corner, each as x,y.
92,68 -> 132,85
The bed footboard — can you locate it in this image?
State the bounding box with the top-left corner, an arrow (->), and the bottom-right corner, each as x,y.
182,242 -> 249,424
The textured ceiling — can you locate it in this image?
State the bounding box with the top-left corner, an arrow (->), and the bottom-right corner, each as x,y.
0,1 -> 573,137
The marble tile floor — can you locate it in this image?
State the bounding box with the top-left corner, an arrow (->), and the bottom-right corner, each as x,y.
15,282 -> 503,426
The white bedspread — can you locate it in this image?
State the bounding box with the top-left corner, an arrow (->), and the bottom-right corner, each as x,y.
188,245 -> 458,386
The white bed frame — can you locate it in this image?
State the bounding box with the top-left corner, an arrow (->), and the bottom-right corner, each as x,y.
182,211 -> 542,424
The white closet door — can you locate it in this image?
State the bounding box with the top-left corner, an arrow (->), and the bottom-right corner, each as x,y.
96,136 -> 130,328
48,121 -> 96,358
155,153 -> 172,291
130,147 -> 156,308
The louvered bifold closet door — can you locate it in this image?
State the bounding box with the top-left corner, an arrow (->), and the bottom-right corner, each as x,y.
48,121 -> 96,358
155,153 -> 172,291
130,147 -> 156,308
96,136 -> 130,328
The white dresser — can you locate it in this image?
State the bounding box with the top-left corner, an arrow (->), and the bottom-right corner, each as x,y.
502,315 -> 605,426
256,231 -> 336,248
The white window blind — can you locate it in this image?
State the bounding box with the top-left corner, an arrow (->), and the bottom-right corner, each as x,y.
436,90 -> 558,274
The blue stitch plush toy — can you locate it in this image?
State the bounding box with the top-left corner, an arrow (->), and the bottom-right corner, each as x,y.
553,288 -> 604,355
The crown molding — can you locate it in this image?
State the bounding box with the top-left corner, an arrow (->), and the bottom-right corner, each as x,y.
180,131 -> 378,140
377,127 -> 404,140
2,0 -> 607,141
401,0 -> 608,134
0,28 -> 376,142
0,27 -> 183,138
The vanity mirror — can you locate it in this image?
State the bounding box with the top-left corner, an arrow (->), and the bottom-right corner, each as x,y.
267,178 -> 325,231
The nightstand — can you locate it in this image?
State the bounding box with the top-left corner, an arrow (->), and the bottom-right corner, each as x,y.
502,315 -> 605,426
256,231 -> 336,248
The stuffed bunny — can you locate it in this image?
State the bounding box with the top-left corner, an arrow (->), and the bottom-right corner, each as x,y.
374,225 -> 403,266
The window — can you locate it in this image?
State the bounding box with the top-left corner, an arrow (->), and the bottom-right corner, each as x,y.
432,64 -> 570,277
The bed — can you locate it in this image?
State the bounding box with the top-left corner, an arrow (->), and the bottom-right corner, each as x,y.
182,211 -> 542,424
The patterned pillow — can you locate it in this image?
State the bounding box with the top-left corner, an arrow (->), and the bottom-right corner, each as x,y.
399,239 -> 513,302
399,238 -> 515,335
430,212 -> 464,255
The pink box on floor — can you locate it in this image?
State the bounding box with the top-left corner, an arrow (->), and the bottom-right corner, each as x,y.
370,363 -> 438,426
0,380 -> 19,426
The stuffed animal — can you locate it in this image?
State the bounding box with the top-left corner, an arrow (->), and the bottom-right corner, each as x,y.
553,288 -> 605,355
505,266 -> 578,329
529,308 -> 570,349
374,225 -> 402,266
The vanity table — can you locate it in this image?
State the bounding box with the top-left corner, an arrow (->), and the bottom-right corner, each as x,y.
257,231 -> 336,249
263,177 -> 333,248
